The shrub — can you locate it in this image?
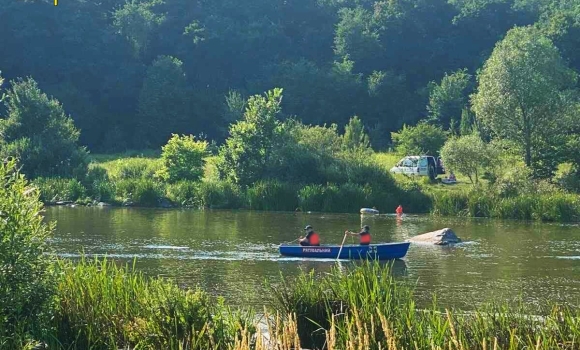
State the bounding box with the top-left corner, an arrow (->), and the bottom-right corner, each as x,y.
0,78 -> 88,179
0,160 -> 54,343
166,181 -> 199,207
115,178 -> 164,207
157,134 -> 208,183
391,122 -> 447,156
33,177 -> 87,202
85,166 -> 115,202
217,89 -> 283,187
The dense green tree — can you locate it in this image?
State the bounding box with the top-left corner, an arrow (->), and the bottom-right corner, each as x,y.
391,122 -> 448,156
136,56 -> 191,148
427,69 -> 472,131
0,78 -> 88,178
472,26 -> 578,176
217,89 -> 283,187
113,0 -> 165,58
1,0 -> 572,153
440,133 -> 494,184
342,116 -> 370,150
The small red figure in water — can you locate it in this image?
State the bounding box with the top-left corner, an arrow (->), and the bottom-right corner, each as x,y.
396,205 -> 403,215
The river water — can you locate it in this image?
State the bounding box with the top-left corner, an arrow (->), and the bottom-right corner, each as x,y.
45,207 -> 580,310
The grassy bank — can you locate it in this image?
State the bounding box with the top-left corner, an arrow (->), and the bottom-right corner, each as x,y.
31,153 -> 580,222
5,258 -> 579,349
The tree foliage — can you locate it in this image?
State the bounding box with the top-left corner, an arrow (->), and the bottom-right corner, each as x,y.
342,116 -> 370,151
472,26 -> 578,177
137,56 -> 190,148
427,69 -> 472,131
157,134 -> 208,183
0,160 -> 54,339
217,88 -> 283,187
0,78 -> 88,179
391,122 -> 447,156
440,133 -> 494,184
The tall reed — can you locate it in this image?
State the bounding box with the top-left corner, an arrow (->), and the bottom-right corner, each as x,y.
268,261 -> 580,350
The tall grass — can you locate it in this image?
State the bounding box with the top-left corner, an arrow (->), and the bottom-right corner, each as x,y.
49,257 -> 253,350
2,259 -> 579,349
268,261 -> 580,350
246,180 -> 298,211
431,188 -> 580,222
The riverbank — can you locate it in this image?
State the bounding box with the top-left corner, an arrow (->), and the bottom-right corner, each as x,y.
5,257 -> 579,350
32,153 -> 580,223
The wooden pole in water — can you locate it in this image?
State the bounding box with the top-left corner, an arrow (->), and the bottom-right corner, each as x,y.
336,231 -> 348,260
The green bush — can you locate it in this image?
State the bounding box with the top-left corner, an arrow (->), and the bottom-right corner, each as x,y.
115,178 -> 165,207
85,167 -> 115,202
0,160 -> 54,344
157,134 -> 208,183
0,78 -> 89,179
166,181 -> 199,207
391,122 -> 447,156
33,177 -> 87,202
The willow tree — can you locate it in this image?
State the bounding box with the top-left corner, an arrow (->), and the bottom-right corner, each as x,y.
472,26 -> 577,172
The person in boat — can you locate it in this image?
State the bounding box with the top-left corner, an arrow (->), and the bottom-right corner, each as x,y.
299,225 -> 320,246
346,225 -> 371,245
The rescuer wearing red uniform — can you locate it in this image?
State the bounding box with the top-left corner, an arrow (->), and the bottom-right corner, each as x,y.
346,225 -> 371,245
299,225 -> 321,246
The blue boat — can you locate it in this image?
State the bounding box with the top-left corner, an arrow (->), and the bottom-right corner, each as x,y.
279,242 -> 410,260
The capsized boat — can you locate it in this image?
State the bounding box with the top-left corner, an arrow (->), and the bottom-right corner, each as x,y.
279,242 -> 410,260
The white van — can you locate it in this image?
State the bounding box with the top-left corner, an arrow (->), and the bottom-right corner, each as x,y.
389,156 -> 445,180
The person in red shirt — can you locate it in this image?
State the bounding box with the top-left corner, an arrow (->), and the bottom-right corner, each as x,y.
346,225 -> 371,245
299,225 -> 321,246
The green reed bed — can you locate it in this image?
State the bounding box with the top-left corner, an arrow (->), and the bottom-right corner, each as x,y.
268,261 -> 580,350
430,189 -> 580,222
49,257 -> 253,350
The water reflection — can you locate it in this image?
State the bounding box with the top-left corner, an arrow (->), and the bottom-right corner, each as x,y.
45,207 -> 580,309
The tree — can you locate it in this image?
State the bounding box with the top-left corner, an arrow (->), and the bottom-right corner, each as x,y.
0,160 -> 54,342
342,116 -> 370,151
136,56 -> 191,148
156,134 -> 208,183
391,122 -> 447,156
113,0 -> 165,57
216,88 -> 283,187
440,133 -> 493,184
427,69 -> 472,131
472,26 -> 578,175
0,77 -> 88,179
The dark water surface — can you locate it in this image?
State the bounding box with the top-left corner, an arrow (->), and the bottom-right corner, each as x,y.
46,207 -> 580,310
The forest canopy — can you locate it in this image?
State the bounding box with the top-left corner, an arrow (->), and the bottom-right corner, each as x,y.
0,0 -> 578,153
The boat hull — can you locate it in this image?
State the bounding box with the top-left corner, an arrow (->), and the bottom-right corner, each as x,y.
279,242 -> 410,260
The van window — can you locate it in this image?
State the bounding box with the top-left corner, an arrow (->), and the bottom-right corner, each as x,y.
418,158 -> 428,167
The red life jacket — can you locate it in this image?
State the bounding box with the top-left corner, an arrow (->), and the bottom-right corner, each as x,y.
360,233 -> 371,244
309,232 -> 320,245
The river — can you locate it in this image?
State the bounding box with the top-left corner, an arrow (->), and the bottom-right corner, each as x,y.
46,206 -> 580,310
